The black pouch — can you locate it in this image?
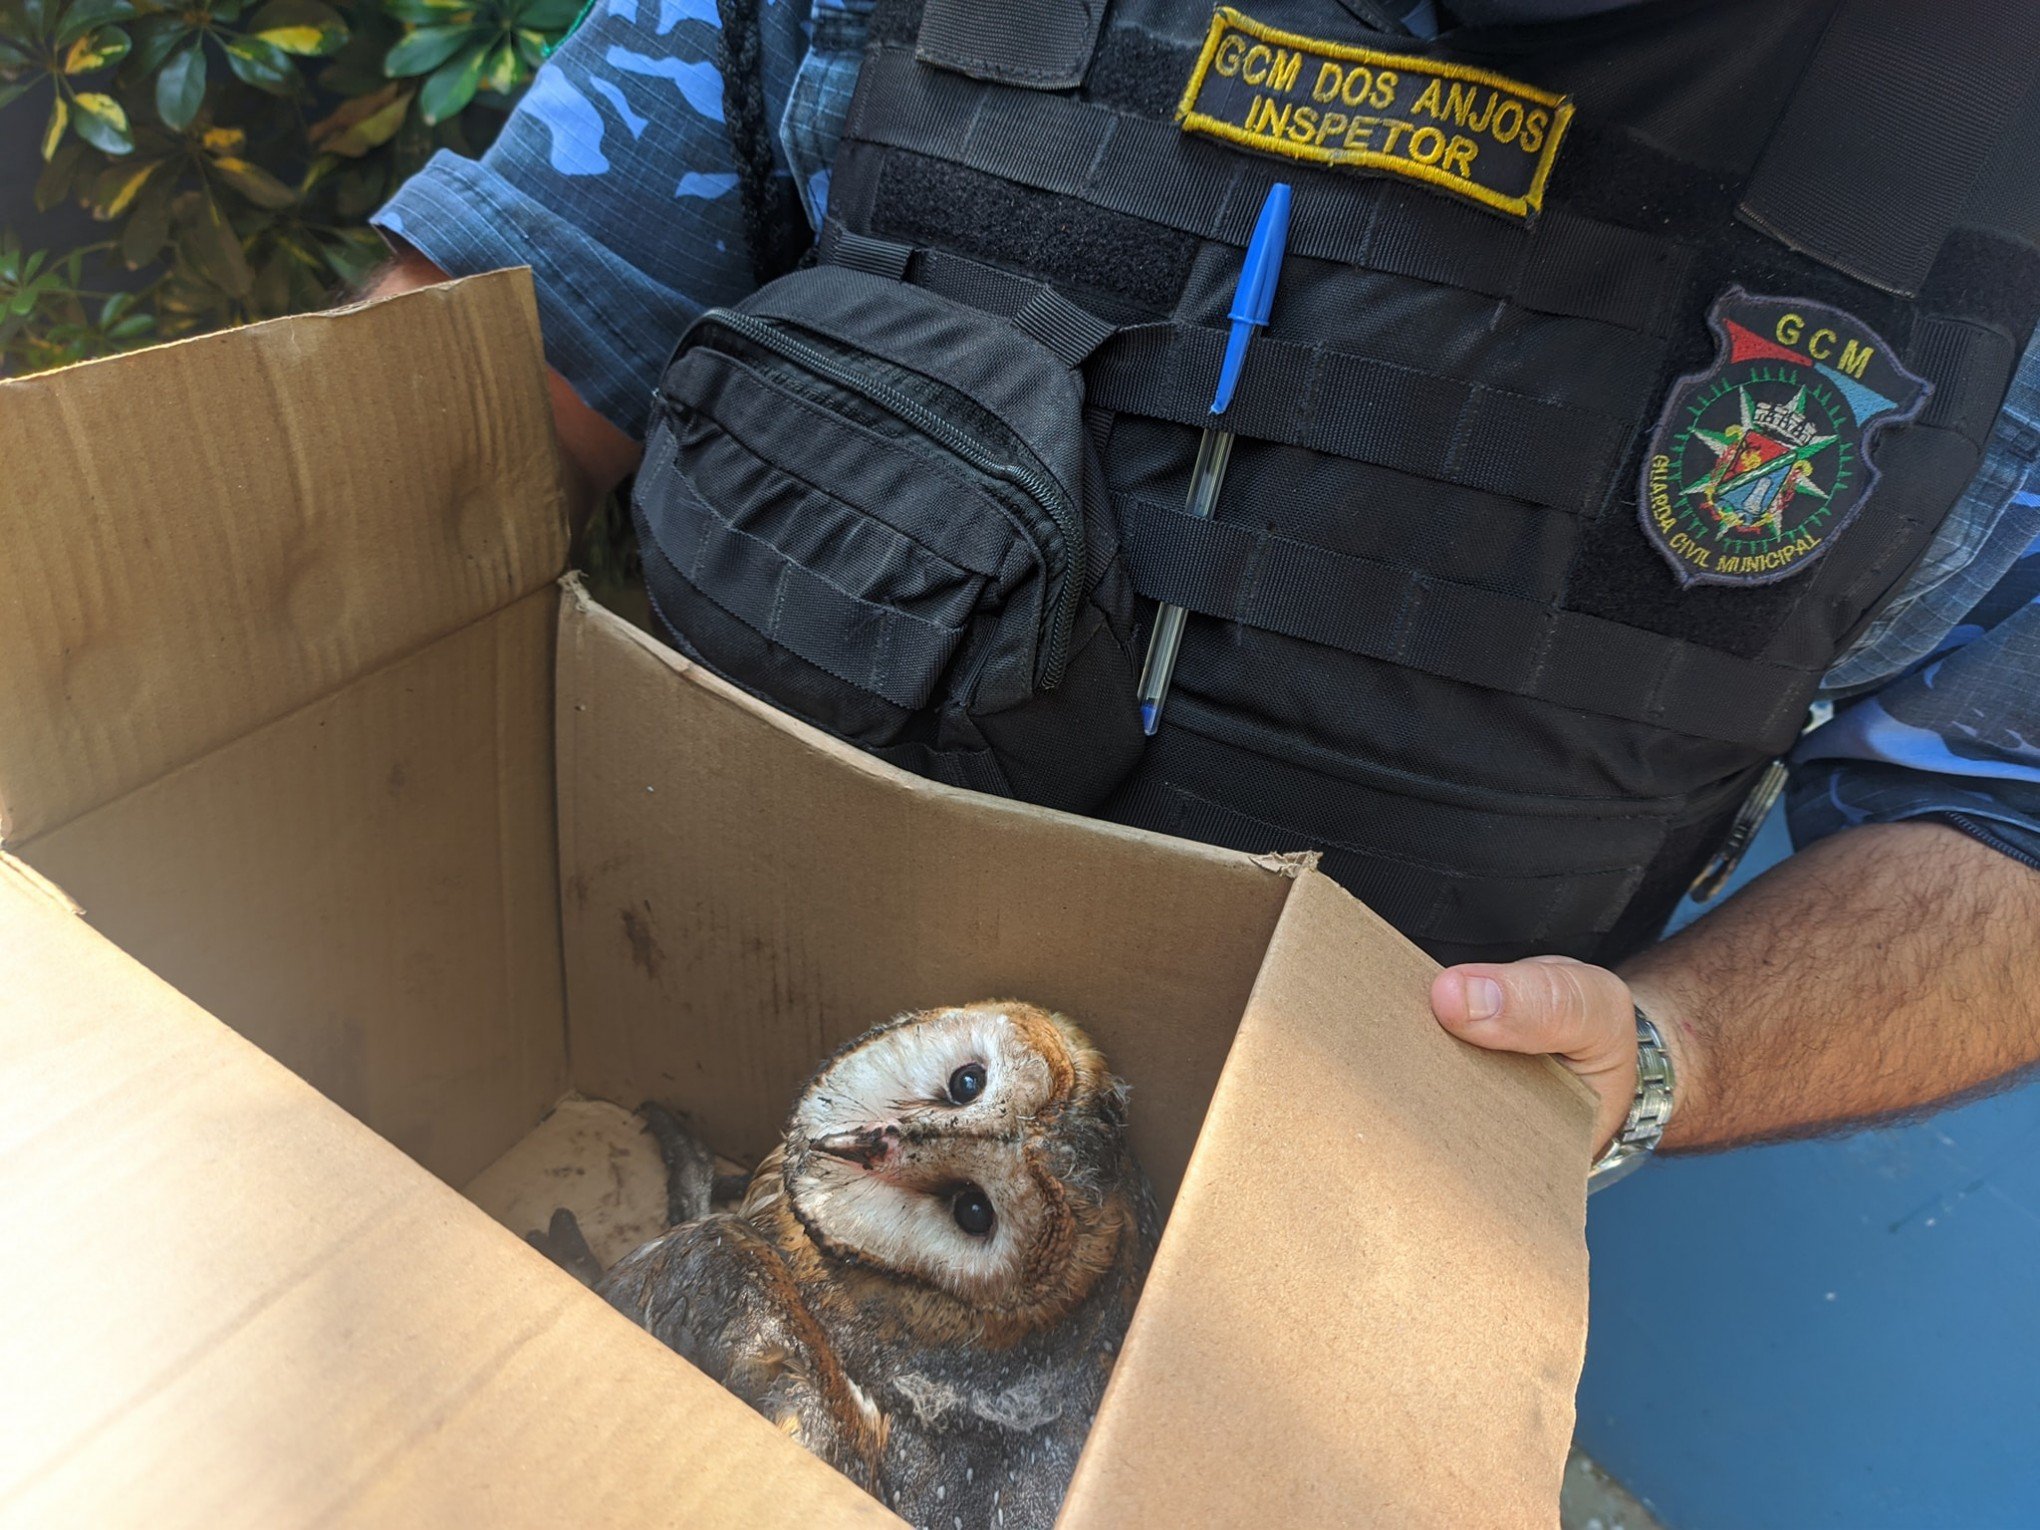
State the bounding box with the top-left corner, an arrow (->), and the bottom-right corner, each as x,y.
631,264 -> 1145,812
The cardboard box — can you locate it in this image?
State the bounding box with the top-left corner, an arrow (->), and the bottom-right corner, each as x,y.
0,272 -> 1595,1528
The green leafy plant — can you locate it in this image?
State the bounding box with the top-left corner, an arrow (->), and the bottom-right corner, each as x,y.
0,0 -> 581,373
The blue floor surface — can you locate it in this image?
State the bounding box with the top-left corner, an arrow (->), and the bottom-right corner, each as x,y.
1576,810 -> 2040,1527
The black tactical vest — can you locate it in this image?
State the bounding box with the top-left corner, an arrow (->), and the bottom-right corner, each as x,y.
634,0 -> 2040,965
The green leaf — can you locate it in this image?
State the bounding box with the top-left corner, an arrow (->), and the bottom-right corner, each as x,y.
416,36 -> 484,123
0,35 -> 34,70
249,0 -> 345,56
69,88 -> 132,152
40,91 -> 66,159
90,153 -> 157,216
515,0 -> 582,32
382,22 -> 469,78
62,24 -> 129,72
124,14 -> 190,75
309,78 -> 408,155
479,36 -> 515,94
319,224 -> 383,285
34,137 -> 81,210
0,77 -> 38,109
512,27 -> 546,68
329,160 -> 386,217
54,0 -> 136,47
107,311 -> 154,339
182,189 -> 251,295
222,33 -> 295,93
119,177 -> 170,266
154,39 -> 203,127
383,0 -> 474,24
211,153 -> 295,208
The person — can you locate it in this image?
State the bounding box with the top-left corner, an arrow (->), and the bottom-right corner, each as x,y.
370,0 -> 2040,1177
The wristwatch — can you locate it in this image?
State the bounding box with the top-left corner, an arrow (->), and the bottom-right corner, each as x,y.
1587,1006 -> 1677,1192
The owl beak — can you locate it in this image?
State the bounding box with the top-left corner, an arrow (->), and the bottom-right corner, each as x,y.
811,1124 -> 899,1170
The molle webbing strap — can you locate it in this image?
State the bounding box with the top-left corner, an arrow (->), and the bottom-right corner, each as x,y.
1908,315 -> 2020,447
1113,493 -> 1820,751
1009,287 -> 1119,365
914,0 -> 1104,89
636,430 -> 965,713
829,229 -> 914,279
1092,322 -> 1633,514
1740,0 -> 2040,296
843,47 -> 1691,335
819,226 -> 1121,364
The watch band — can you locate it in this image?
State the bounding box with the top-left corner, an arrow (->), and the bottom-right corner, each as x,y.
1588,1005 -> 1676,1192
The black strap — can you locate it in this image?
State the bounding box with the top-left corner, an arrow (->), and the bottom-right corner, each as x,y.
1909,314 -> 2019,447
1090,322 -> 1633,515
844,46 -> 1690,336
714,0 -> 810,284
915,0 -> 1104,89
830,229 -> 914,279
1009,287 -> 1118,366
637,437 -> 965,713
1114,492 -> 1820,750
1739,0 -> 2040,297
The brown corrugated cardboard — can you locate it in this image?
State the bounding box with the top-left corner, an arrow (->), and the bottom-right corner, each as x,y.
554,582 -> 1294,1204
0,271 -> 1594,1527
19,588 -> 567,1184
0,272 -> 566,843
0,854 -> 896,1530
1061,870 -> 1595,1528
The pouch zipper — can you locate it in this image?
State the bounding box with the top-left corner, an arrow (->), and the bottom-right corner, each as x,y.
688,309 -> 1086,689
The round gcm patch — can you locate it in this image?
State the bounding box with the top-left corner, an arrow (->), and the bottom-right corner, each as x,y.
1640,289 -> 1930,587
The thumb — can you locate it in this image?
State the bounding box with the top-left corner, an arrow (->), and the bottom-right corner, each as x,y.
1431,956 -> 1638,1148
1431,956 -> 1634,1067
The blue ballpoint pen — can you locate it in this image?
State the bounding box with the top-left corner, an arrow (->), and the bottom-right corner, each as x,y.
1135,181 -> 1294,736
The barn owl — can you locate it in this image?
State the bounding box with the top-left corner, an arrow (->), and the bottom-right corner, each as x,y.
596,1001 -> 1157,1529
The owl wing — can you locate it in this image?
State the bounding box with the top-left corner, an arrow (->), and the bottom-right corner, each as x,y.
598,1215 -> 887,1492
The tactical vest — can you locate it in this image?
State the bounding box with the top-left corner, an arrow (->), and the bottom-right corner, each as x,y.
633,0 -> 2040,965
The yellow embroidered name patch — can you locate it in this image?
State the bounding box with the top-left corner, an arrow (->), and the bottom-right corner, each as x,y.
1176,8 -> 1574,218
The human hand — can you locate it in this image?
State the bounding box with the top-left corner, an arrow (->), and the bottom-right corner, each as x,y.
1430,956 -> 1663,1154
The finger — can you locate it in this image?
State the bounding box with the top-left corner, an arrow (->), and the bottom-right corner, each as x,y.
1431,957 -> 1633,1067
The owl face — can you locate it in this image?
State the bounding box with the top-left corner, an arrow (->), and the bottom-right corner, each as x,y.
781,1002 -> 1133,1322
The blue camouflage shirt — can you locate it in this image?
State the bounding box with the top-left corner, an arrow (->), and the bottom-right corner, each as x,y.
374,0 -> 2040,875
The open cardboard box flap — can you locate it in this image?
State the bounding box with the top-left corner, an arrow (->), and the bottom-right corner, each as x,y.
0,272 -> 1595,1527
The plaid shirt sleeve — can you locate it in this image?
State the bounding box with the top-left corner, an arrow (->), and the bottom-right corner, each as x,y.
369,0 -> 822,438
1789,332 -> 2040,871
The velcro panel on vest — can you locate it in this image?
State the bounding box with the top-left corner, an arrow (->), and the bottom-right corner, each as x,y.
845,47 -> 1690,335
914,0 -> 1104,89
1739,0 -> 2040,296
1114,494 -> 1820,751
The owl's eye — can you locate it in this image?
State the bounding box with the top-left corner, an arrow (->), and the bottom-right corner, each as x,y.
947,1062 -> 986,1105
951,1184 -> 996,1237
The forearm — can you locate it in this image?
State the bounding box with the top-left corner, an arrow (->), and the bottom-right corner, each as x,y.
366,247 -> 641,535
1624,820 -> 2040,1151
